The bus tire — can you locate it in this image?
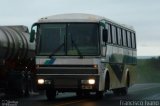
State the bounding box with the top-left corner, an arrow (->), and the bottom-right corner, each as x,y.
113,89 -> 121,96
96,91 -> 103,99
120,87 -> 128,96
120,73 -> 129,96
46,89 -> 56,101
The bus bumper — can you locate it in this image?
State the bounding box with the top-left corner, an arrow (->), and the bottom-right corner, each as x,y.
36,74 -> 100,92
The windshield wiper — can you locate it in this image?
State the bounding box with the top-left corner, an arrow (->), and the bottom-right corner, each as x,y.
49,43 -> 64,58
71,35 -> 83,58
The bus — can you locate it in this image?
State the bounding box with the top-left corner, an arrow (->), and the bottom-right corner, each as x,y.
30,13 -> 137,100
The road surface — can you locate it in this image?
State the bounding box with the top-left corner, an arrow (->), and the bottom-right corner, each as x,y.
1,83 -> 160,106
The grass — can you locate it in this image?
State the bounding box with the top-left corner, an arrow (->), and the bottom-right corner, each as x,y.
136,58 -> 160,83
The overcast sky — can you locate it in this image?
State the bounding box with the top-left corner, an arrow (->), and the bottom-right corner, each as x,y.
0,0 -> 160,56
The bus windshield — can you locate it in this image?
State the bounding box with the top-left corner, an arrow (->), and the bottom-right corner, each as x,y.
37,23 -> 99,56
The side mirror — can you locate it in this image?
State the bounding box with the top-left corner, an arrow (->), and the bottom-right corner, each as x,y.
30,29 -> 35,42
103,29 -> 108,44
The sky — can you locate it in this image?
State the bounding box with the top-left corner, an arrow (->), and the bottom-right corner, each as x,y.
0,0 -> 160,56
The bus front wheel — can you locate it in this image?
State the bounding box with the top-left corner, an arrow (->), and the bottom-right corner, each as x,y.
113,87 -> 128,96
96,91 -> 103,99
46,89 -> 56,101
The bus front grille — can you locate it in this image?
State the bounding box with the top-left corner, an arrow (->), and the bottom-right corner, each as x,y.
37,66 -> 98,75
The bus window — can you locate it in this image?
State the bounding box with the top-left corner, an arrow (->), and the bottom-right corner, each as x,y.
106,24 -> 112,43
115,27 -> 118,45
130,32 -> 133,48
111,26 -> 117,44
117,27 -> 122,45
127,31 -> 131,48
122,29 -> 127,46
131,33 -> 136,49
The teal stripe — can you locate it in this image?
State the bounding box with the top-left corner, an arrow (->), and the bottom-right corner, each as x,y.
44,57 -> 56,65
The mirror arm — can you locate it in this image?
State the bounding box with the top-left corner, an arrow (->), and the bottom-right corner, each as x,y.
30,23 -> 37,42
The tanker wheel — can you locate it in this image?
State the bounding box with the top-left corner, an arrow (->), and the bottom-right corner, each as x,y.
20,72 -> 30,97
46,89 -> 56,101
6,71 -> 29,97
16,77 -> 29,97
22,81 -> 30,97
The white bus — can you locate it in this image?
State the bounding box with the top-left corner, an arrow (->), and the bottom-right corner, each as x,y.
30,13 -> 137,100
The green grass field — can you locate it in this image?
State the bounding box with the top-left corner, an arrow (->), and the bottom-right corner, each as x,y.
136,58 -> 160,83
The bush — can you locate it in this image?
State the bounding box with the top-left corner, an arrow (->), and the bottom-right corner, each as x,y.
136,57 -> 160,83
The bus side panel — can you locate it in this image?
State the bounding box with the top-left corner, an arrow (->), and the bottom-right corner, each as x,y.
104,45 -> 136,90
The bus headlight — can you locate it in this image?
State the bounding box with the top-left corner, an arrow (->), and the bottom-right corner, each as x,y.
88,79 -> 95,85
38,79 -> 44,84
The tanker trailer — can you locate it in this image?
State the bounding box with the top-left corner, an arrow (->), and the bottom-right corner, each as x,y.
0,25 -> 35,96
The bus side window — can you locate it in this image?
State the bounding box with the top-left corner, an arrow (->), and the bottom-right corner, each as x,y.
111,26 -> 117,44
134,33 -> 137,49
130,32 -> 133,48
106,23 -> 112,43
122,29 -> 127,46
117,27 -> 122,45
131,33 -> 136,49
115,27 -> 118,45
127,31 -> 131,48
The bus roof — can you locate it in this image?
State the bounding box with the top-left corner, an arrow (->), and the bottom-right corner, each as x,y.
37,13 -> 134,30
38,13 -> 105,23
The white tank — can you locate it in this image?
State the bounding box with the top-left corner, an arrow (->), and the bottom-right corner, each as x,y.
0,25 -> 35,60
